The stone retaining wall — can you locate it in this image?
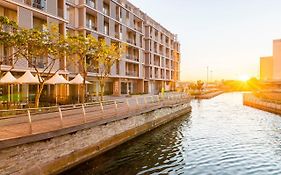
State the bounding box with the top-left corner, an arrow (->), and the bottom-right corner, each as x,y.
0,103 -> 191,175
243,93 -> 281,115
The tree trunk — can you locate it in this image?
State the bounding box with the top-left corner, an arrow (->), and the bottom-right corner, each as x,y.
99,80 -> 105,102
34,83 -> 44,108
82,71 -> 87,104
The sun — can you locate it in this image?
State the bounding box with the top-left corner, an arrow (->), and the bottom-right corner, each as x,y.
238,74 -> 250,82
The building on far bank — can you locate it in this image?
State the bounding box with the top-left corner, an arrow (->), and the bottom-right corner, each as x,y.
273,39 -> 281,81
0,0 -> 181,103
259,39 -> 281,82
260,56 -> 273,81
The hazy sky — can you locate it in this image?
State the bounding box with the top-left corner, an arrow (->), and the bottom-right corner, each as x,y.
129,0 -> 281,81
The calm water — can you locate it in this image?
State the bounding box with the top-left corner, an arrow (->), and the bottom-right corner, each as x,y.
62,93 -> 281,175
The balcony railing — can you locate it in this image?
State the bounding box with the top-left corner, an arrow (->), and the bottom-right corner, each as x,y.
66,0 -> 76,4
154,62 -> 160,67
126,71 -> 138,77
86,22 -> 97,31
0,55 -> 13,66
126,55 -> 139,62
127,39 -> 136,45
24,0 -> 46,11
86,0 -> 95,8
24,0 -> 64,18
134,26 -> 142,32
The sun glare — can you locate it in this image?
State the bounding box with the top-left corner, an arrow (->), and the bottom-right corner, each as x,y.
238,75 -> 250,82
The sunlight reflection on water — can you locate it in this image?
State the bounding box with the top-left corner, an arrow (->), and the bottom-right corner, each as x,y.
62,93 -> 281,175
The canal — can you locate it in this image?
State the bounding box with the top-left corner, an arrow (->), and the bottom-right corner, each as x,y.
62,93 -> 281,175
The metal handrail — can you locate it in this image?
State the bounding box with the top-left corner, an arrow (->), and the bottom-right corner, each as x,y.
0,93 -> 191,135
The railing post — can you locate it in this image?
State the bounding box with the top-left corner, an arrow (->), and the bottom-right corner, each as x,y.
58,107 -> 63,127
126,99 -> 130,111
144,96 -> 147,107
114,100 -> 118,115
100,102 -> 104,113
136,98 -> 139,109
27,109 -> 32,134
82,104 -> 86,123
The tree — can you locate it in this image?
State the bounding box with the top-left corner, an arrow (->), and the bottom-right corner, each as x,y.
0,16 -> 19,76
92,40 -> 125,101
0,17 -> 65,107
64,34 -> 98,103
196,80 -> 204,93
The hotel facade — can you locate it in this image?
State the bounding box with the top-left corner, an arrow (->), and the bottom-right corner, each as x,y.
0,0 -> 181,102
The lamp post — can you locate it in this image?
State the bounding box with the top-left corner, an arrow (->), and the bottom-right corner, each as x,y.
210,70 -> 213,82
206,66 -> 209,86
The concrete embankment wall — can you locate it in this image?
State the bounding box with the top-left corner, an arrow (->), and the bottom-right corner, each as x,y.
0,103 -> 191,175
243,93 -> 281,115
195,91 -> 224,99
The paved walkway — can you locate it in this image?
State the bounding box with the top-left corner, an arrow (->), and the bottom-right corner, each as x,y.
0,94 -> 190,142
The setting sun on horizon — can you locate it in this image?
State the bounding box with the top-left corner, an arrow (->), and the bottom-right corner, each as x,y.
238,74 -> 251,82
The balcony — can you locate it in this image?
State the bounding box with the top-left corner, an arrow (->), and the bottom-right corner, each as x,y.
103,3 -> 110,16
127,39 -> 136,45
86,0 -> 95,8
86,22 -> 97,31
126,71 -> 139,77
66,0 -> 76,4
166,75 -> 170,80
134,25 -> 142,32
29,57 -> 45,69
126,55 -> 139,62
155,73 -> 159,79
24,0 -> 46,11
154,61 -> 160,67
86,18 -> 97,31
88,67 -> 99,73
115,33 -> 120,39
24,0 -> 64,18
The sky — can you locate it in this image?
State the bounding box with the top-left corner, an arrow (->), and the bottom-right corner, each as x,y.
129,0 -> 281,81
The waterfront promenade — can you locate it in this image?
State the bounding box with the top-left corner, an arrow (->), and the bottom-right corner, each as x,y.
0,93 -> 190,148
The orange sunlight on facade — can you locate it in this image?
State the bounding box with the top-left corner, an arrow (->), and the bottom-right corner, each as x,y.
260,56 -> 273,81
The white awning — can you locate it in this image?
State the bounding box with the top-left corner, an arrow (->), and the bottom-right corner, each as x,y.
15,70 -> 39,84
45,73 -> 69,85
0,72 -> 17,84
69,74 -> 91,84
35,74 -> 44,83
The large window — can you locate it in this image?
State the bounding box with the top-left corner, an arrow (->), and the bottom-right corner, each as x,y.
103,2 -> 110,16
66,5 -> 75,27
33,17 -> 47,30
86,14 -> 97,31
104,21 -> 109,35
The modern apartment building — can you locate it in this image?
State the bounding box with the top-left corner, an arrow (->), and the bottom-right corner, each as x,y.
0,0 -> 181,102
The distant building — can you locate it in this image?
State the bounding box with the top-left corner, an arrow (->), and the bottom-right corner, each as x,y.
273,39 -> 281,80
260,56 -> 273,81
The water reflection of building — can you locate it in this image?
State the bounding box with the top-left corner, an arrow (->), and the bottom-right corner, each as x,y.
0,0 -> 181,104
